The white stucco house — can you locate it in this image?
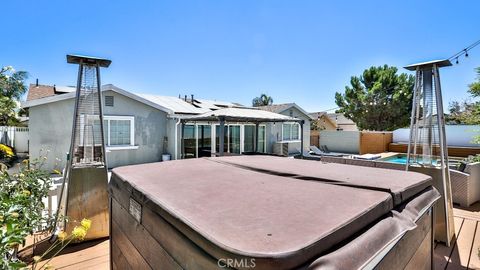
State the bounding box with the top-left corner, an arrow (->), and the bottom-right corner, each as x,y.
22,84 -> 312,171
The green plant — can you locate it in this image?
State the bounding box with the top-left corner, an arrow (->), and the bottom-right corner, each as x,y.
464,154 -> 480,164
30,218 -> 92,270
0,157 -> 53,269
0,144 -> 15,159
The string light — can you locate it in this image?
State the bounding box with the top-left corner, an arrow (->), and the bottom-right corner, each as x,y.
448,39 -> 480,64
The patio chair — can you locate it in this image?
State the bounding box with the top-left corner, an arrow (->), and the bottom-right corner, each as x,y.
309,146 -> 346,157
450,163 -> 480,207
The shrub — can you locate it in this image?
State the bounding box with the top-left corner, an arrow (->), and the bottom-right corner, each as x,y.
0,157 -> 56,269
0,144 -> 16,167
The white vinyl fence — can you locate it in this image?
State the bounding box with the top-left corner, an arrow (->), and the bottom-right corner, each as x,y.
0,126 -> 29,153
393,125 -> 480,147
319,131 -> 360,153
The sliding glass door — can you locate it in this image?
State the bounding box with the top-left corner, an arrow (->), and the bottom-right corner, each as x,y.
258,126 -> 266,153
198,125 -> 211,157
183,125 -> 196,159
215,125 -> 228,154
229,125 -> 241,154
243,125 -> 255,152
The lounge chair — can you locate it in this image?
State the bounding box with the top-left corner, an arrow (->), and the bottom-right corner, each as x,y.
309,146 -> 347,157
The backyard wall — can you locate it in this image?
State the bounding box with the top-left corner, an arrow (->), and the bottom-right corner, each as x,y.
319,131 -> 359,154
359,131 -> 392,154
29,90 -> 167,171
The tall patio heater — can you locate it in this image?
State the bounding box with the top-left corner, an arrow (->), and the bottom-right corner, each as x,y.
404,59 -> 454,246
54,55 -> 111,240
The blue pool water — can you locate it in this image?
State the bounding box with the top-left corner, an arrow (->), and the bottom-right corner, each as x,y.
381,155 -> 438,165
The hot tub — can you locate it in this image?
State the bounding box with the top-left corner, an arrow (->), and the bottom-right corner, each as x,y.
109,156 -> 439,269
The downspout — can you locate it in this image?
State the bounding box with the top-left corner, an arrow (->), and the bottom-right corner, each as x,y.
174,118 -> 181,160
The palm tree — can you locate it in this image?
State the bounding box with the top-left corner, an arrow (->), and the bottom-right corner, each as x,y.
252,93 -> 273,107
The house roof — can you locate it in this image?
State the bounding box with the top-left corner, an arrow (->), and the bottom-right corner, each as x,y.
26,84 -> 77,101
258,103 -> 313,120
181,107 -> 301,123
309,111 -> 337,127
327,113 -> 357,126
22,84 -> 247,115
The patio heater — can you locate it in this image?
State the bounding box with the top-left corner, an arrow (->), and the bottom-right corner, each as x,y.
54,55 -> 111,241
404,59 -> 454,246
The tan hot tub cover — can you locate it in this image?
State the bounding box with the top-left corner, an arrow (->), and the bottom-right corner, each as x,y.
110,156 -> 439,269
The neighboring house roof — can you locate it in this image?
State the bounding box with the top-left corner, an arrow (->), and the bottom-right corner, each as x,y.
258,103 -> 313,120
22,84 -> 246,115
26,84 -> 75,101
327,113 -> 357,126
308,111 -> 337,127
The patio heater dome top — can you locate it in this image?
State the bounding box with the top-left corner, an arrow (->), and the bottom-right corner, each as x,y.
404,59 -> 452,71
66,54 -> 111,67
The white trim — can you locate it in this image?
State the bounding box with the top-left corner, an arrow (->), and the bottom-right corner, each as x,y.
282,122 -> 300,141
106,145 -> 139,151
104,115 -> 135,147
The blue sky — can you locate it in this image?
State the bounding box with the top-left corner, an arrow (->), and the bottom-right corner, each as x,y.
2,1 -> 479,112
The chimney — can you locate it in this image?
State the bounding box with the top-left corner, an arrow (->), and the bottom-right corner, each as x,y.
36,78 -> 39,87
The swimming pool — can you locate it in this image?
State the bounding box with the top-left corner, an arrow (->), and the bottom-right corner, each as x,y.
380,154 -> 438,166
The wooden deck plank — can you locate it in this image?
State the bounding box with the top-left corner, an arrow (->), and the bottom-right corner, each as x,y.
434,217 -> 464,270
446,219 -> 477,270
45,239 -> 109,270
468,221 -> 480,270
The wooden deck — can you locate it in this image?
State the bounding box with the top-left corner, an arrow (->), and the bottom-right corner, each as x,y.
20,204 -> 480,269
435,203 -> 480,270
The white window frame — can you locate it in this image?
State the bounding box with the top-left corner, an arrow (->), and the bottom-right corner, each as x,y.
282,122 -> 301,142
104,115 -> 137,150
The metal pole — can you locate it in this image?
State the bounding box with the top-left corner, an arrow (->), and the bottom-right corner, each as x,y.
96,64 -> 108,167
255,122 -> 259,153
300,120 -> 304,159
413,74 -> 422,162
219,117 -> 225,156
180,121 -> 185,159
406,67 -> 421,170
433,64 -> 454,247
52,61 -> 84,239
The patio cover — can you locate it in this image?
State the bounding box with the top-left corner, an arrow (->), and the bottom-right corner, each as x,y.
180,107 -> 305,157
180,107 -> 302,123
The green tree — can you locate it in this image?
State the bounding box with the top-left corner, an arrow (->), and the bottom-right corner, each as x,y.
252,93 -> 273,107
0,66 -> 28,126
446,67 -> 480,125
335,65 -> 415,131
446,99 -> 480,124
468,67 -> 480,97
